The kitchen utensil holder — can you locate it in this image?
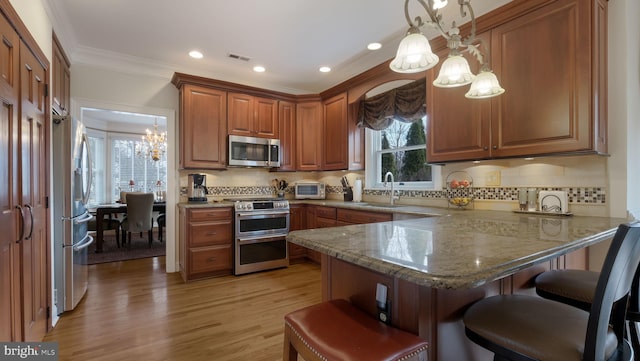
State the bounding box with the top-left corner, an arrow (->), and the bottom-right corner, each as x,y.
343,187 -> 353,202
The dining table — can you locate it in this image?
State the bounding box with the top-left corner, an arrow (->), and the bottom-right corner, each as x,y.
90,202 -> 166,253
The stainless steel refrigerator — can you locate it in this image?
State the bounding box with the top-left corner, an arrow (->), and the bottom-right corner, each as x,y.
52,114 -> 94,314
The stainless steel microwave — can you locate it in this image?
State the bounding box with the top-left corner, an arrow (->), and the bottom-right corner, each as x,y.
295,182 -> 326,199
228,135 -> 280,168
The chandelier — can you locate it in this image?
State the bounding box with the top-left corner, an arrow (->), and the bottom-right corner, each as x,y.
136,119 -> 166,162
390,0 -> 505,99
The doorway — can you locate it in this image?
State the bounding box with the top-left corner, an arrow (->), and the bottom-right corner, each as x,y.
73,99 -> 177,275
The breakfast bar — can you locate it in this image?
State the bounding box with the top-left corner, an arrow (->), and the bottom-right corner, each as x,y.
286,210 -> 628,361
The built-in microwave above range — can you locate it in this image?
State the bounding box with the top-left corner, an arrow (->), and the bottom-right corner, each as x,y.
228,135 -> 280,168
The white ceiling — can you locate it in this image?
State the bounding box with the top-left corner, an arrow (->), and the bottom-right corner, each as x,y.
45,0 -> 511,95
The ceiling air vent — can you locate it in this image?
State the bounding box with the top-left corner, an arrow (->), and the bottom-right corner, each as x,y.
227,53 -> 251,62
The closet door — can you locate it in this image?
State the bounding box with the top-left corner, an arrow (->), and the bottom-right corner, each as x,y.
0,13 -> 21,342
19,41 -> 48,342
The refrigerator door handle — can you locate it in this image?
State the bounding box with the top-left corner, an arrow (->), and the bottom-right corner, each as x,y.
81,133 -> 93,205
15,205 -> 24,243
73,210 -> 93,224
24,204 -> 34,240
73,234 -> 94,252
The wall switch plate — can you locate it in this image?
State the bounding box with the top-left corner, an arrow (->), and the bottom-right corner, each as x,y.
486,171 -> 501,186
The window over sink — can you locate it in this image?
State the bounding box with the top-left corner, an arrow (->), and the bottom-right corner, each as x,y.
365,116 -> 440,190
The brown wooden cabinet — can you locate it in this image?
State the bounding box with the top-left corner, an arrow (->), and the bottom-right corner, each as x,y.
177,84 -> 228,169
277,101 -> 296,171
1,12 -> 50,341
296,100 -> 323,171
336,208 -> 392,225
52,33 -> 70,115
288,204 -> 307,263
228,92 -> 278,138
180,207 -> 233,281
427,0 -> 607,163
322,93 -> 348,170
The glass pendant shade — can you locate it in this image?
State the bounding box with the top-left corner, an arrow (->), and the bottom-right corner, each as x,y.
432,0 -> 448,10
465,70 -> 505,99
390,31 -> 439,73
433,55 -> 474,88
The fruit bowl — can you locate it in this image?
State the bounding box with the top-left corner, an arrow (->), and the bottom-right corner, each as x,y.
448,197 -> 472,207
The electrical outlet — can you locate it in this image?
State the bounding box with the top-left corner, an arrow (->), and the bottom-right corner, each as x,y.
486,170 -> 501,186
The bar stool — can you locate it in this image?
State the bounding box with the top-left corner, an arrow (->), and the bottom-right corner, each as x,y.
283,299 -> 428,361
463,223 -> 640,361
535,259 -> 640,356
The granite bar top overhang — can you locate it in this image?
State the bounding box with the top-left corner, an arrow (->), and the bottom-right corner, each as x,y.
287,210 -> 628,290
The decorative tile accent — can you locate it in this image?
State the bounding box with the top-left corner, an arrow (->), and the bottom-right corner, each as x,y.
361,187 -> 606,204
180,186 -> 606,204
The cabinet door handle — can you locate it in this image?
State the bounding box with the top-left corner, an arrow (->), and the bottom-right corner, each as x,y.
483,146 -> 489,151
492,145 -> 498,150
206,231 -> 218,236
25,204 -> 34,240
207,257 -> 217,263
15,205 -> 24,243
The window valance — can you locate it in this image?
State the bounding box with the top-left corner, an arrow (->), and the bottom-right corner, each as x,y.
357,78 -> 426,130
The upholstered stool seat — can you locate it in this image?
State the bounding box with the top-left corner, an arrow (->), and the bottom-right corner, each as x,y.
283,299 -> 428,361
463,223 -> 640,361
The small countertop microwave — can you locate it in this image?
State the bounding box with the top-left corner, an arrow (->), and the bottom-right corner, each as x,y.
295,182 -> 326,199
228,135 -> 280,168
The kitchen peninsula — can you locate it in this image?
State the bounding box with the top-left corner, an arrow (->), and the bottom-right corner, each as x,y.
286,210 -> 628,361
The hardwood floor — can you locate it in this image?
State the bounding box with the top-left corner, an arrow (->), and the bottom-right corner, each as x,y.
44,257 -> 321,361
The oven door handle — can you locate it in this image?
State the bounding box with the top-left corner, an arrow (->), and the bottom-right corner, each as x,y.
237,234 -> 287,245
236,211 -> 289,218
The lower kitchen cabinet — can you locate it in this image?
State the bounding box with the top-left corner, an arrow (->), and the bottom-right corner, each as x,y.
288,204 -> 308,264
179,207 -> 233,281
336,208 -> 392,225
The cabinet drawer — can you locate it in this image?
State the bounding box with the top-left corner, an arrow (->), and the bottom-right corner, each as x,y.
188,207 -> 232,221
189,245 -> 232,274
315,206 -> 336,219
189,221 -> 232,247
316,217 -> 337,228
337,209 -> 392,224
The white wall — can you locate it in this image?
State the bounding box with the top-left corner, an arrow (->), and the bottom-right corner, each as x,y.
9,0 -> 52,59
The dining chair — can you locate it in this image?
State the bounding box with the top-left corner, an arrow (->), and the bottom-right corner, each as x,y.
156,212 -> 165,242
463,222 -> 640,361
120,193 -> 155,248
88,216 -> 121,247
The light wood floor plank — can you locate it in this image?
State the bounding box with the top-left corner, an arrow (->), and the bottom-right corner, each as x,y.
44,257 -> 321,361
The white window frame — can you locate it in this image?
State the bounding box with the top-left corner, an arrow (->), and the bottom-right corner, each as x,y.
364,126 -> 442,191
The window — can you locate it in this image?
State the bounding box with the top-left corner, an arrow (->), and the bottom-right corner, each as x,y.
87,131 -> 167,205
366,116 -> 438,190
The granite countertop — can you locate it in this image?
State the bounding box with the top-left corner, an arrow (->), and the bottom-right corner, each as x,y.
287,209 -> 628,290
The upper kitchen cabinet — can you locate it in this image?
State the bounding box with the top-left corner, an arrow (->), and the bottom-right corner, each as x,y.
228,92 -> 279,139
427,0 -> 608,163
322,93 -> 348,170
52,33 -> 70,115
277,101 -> 296,171
296,100 -> 323,171
177,83 -> 228,169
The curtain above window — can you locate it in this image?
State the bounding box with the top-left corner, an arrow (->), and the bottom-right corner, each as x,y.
357,78 -> 426,130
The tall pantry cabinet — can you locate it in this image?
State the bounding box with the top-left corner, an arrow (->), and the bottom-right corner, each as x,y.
0,3 -> 50,342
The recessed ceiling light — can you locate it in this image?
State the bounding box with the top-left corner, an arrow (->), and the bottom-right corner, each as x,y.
319,66 -> 331,73
367,42 -> 382,50
189,50 -> 203,59
253,66 -> 266,73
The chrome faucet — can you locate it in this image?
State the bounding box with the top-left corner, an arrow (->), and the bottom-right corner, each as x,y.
384,172 -> 399,205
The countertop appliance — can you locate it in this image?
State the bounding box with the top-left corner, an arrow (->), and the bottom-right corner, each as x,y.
228,198 -> 290,275
539,190 -> 569,213
188,173 -> 208,203
295,182 -> 326,199
228,135 -> 280,168
52,114 -> 94,314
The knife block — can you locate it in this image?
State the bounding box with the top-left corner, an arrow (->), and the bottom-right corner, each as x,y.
343,187 -> 353,202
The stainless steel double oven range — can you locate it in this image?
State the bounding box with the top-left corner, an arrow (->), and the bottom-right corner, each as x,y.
228,198 -> 290,275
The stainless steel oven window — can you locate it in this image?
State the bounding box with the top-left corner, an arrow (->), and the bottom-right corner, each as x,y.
238,237 -> 287,265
